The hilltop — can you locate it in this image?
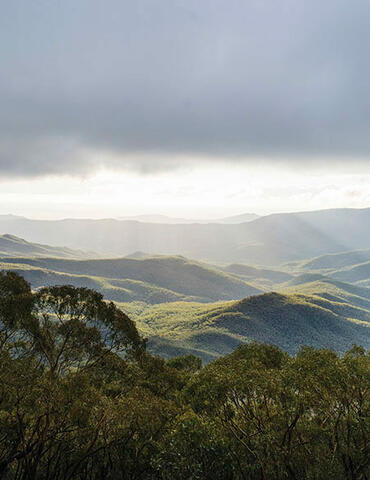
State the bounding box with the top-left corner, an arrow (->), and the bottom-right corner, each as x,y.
124,279 -> 370,361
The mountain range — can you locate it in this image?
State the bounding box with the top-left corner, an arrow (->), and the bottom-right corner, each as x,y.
0,207 -> 369,265
117,212 -> 259,224
0,207 -> 369,361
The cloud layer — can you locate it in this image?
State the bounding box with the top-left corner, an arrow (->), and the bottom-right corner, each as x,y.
1,0 -> 370,176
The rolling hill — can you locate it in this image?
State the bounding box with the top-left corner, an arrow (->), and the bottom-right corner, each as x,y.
287,250 -> 370,286
222,263 -> 293,289
0,255 -> 262,304
0,220 -> 368,362
125,286 -> 370,362
295,248 -> 370,272
281,276 -> 370,310
330,261 -> 370,284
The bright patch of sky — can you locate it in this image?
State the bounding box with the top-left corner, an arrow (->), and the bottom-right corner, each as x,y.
1,161 -> 369,219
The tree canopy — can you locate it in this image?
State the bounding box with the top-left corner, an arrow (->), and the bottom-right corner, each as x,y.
0,272 -> 368,479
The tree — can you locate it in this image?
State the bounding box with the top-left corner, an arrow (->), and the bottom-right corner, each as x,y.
29,285 -> 145,376
167,354 -> 202,373
0,273 -> 368,479
186,343 -> 370,480
0,271 -> 34,355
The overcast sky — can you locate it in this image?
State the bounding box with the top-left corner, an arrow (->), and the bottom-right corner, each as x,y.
1,0 -> 369,218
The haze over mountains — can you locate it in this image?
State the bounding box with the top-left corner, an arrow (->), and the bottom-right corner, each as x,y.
0,207 -> 369,265
0,233 -> 93,258
0,205 -> 369,361
118,212 -> 259,224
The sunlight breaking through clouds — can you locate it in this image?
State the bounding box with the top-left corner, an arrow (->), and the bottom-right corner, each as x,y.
0,166 -> 369,219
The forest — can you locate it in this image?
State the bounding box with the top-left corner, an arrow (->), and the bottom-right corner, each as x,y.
0,271 -> 368,480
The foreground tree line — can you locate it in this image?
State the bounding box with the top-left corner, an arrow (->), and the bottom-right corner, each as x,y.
0,272 -> 368,480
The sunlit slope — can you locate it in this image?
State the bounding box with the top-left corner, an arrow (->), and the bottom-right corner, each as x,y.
329,261 -> 370,284
0,255 -> 262,303
285,249 -> 370,286
124,287 -> 370,362
222,263 -> 293,289
0,208 -> 369,264
295,248 -> 370,272
281,275 -> 370,305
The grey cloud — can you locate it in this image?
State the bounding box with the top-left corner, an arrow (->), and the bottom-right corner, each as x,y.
1,0 -> 370,177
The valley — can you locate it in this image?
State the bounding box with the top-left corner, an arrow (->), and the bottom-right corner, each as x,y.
0,208 -> 369,362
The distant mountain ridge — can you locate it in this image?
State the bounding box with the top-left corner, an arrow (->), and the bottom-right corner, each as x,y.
118,213 -> 260,224
0,208 -> 369,264
0,234 -> 92,258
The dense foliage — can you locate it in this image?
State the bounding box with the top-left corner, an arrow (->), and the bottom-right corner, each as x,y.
0,272 -> 369,479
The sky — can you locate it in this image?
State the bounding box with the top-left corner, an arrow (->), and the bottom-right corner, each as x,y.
1,0 -> 370,219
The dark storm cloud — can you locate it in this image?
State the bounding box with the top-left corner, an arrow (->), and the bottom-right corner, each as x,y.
1,0 -> 370,177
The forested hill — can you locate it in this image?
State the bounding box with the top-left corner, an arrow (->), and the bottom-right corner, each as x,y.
127,281 -> 370,361
0,244 -> 369,361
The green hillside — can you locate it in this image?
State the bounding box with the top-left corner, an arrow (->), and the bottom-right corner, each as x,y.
281,277 -> 370,309
0,235 -> 368,362
284,248 -> 370,287
0,255 -> 262,304
122,285 -> 370,362
296,248 -> 370,271
330,260 -> 370,284
222,263 -> 293,289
